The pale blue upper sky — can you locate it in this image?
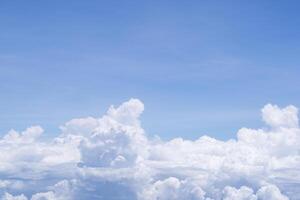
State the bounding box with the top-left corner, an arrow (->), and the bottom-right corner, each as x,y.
1,0 -> 300,140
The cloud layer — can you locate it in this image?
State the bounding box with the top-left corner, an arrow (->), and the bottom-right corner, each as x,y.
0,99 -> 299,200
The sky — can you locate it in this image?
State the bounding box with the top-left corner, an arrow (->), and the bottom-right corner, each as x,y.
1,1 -> 300,199
1,0 -> 300,140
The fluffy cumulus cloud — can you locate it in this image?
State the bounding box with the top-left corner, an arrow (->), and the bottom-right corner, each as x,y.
0,99 -> 299,199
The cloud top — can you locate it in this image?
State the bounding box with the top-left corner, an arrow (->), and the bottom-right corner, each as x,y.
0,99 -> 299,199
262,104 -> 298,129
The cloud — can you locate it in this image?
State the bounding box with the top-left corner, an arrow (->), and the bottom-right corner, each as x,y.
0,99 -> 299,199
3,126 -> 43,144
262,104 -> 299,129
139,177 -> 206,200
222,184 -> 289,200
1,193 -> 27,200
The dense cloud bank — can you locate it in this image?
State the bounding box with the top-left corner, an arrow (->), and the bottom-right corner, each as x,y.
1,99 -> 299,200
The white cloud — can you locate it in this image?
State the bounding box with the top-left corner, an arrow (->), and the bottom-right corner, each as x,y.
0,99 -> 299,199
223,186 -> 256,200
139,177 -> 206,200
1,193 -> 27,200
3,126 -> 43,144
31,180 -> 74,200
222,184 -> 289,200
262,104 -> 298,129
256,185 -> 289,200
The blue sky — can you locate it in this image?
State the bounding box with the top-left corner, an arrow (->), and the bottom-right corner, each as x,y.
1,0 -> 300,140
